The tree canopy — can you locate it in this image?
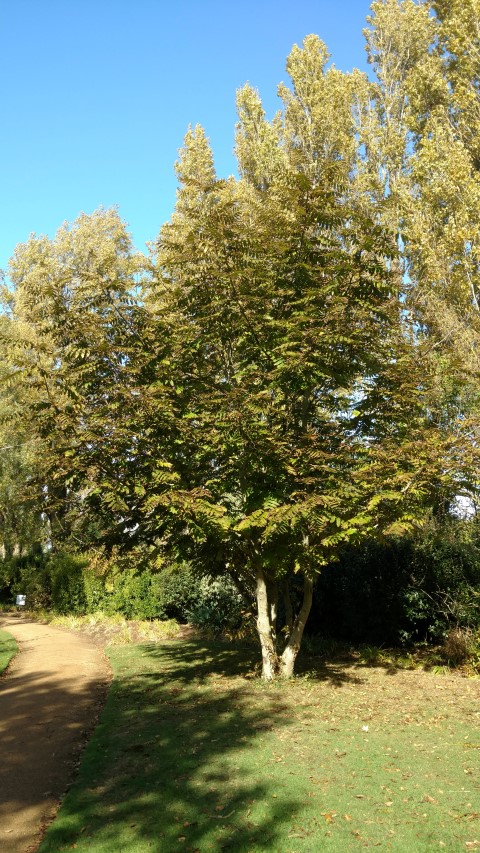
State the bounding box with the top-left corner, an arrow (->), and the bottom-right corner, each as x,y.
2,2 -> 479,678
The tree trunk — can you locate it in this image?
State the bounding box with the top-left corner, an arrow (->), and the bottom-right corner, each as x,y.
279,575 -> 313,678
255,565 -> 279,680
282,577 -> 294,640
268,577 -> 279,646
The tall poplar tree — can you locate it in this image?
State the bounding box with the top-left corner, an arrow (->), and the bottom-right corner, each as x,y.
360,0 -> 480,511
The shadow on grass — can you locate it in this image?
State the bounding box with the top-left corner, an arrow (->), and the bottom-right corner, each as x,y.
39,638 -> 365,852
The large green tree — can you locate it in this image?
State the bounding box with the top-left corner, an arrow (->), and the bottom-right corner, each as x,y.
1,208 -> 150,549
145,38 -> 445,678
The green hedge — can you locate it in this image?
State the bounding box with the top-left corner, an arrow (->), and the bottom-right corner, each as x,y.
311,519 -> 480,645
3,517 -> 478,644
0,547 -> 244,632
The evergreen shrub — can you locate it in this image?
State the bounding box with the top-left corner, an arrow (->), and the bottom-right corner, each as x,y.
311,519 -> 480,645
187,576 -> 245,634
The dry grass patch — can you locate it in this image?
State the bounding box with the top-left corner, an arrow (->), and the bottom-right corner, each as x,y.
38,611 -> 183,645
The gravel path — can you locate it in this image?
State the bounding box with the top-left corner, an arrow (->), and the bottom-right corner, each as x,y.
0,613 -> 111,853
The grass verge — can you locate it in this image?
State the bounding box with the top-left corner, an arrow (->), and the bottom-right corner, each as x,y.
0,628 -> 17,675
38,638 -> 480,852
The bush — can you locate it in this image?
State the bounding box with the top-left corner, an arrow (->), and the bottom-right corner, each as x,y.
10,551 -> 52,610
441,628 -> 472,665
0,549 -> 88,613
310,518 -> 480,646
50,553 -> 88,614
97,560 -> 198,621
0,543 -> 245,629
187,576 -> 245,634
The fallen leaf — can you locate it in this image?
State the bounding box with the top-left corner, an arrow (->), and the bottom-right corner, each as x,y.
320,811 -> 337,824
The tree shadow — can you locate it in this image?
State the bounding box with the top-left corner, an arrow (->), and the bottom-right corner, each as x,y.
38,637 -> 366,853
0,660 -> 108,853
295,654 -> 366,686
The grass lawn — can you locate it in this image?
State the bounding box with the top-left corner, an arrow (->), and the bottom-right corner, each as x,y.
0,628 -> 17,675
39,639 -> 480,852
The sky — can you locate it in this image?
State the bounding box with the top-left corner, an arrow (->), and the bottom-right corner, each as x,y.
0,0 -> 373,275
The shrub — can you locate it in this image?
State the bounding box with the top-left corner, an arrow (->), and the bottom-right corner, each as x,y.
441,628 -> 473,665
187,576 -> 245,634
50,553 -> 88,614
311,518 -> 480,646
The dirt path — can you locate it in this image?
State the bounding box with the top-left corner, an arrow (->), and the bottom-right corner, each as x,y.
0,613 -> 111,853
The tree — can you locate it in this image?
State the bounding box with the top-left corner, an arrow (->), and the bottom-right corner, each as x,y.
0,316 -> 48,558
361,0 -> 480,511
1,208 -> 150,549
146,39 -> 440,678
4,13 -> 478,680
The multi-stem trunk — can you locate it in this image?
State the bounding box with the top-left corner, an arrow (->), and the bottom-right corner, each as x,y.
279,575 -> 314,677
255,565 -> 314,680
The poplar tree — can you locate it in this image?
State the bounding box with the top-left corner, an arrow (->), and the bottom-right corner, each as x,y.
360,0 -> 480,511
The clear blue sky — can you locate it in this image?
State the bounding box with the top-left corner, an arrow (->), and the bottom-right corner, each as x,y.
1,0 -> 372,274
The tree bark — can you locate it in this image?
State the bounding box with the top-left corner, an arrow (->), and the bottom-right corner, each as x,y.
255,565 -> 279,680
280,575 -> 313,678
268,577 -> 279,645
282,577 -> 294,640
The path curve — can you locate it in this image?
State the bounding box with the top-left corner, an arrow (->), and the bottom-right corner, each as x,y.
0,613 -> 111,853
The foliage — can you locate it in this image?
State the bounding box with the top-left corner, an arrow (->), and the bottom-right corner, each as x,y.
99,562 -> 198,622
1,209 -> 150,550
187,575 -> 246,634
0,549 -> 88,612
312,518 -> 480,645
2,8 -> 480,677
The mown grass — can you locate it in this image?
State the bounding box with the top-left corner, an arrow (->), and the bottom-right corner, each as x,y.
38,638 -> 480,852
0,628 -> 17,674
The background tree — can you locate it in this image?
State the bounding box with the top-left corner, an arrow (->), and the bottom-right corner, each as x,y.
1,208 -> 149,550
359,0 -> 480,514
0,317 -> 48,557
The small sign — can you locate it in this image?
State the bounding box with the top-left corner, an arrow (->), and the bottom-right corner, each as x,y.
16,595 -> 26,607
